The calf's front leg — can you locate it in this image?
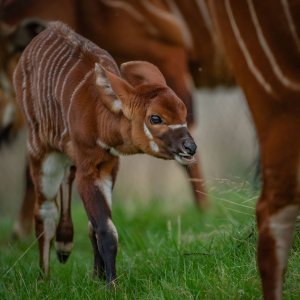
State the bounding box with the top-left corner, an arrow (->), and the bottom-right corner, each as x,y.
76,157 -> 119,284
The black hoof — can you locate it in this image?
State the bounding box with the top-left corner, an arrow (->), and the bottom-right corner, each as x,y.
56,251 -> 71,264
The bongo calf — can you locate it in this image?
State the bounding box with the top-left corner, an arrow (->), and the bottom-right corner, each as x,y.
13,21 -> 197,283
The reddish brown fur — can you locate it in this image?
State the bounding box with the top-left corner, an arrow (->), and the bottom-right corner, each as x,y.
209,0 -> 300,299
1,0 -> 234,211
13,21 -> 197,282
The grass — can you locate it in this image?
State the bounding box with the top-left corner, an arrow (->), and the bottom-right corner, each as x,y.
1,181 -> 300,299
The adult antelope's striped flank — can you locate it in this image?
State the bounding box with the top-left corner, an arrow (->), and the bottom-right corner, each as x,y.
13,21 -> 197,283
210,0 -> 300,299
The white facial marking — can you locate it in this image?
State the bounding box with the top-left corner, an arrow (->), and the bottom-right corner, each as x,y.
150,141 -> 159,153
107,219 -> 118,241
144,123 -> 153,140
2,102 -> 14,127
168,123 -> 187,130
41,152 -> 71,200
225,0 -> 275,96
269,205 -> 299,298
247,0 -> 300,91
143,123 -> 160,153
95,176 -> 113,209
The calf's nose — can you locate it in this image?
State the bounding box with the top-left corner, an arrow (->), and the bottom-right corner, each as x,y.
182,139 -> 197,156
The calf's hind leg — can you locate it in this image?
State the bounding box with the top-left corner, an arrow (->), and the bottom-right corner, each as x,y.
56,166 -> 76,263
29,152 -> 69,276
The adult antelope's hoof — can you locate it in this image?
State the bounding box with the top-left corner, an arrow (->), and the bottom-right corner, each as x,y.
55,241 -> 73,263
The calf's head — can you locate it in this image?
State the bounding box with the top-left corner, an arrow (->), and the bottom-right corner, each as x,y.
95,61 -> 197,164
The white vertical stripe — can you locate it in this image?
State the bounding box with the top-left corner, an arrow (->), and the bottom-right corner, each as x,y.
59,58 -> 82,145
225,0 -> 275,96
48,44 -> 69,144
165,0 -> 193,49
94,176 -> 113,209
43,42 -> 66,140
35,32 -> 54,124
195,0 -> 214,35
39,37 -> 62,135
248,0 -> 300,90
281,0 -> 300,54
29,33 -> 52,127
67,70 -> 93,129
20,55 -> 39,155
55,49 -> 76,145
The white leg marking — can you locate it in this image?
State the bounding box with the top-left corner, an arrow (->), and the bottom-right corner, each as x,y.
106,219 -> 118,242
39,200 -> 58,274
94,176 -> 113,209
55,241 -> 73,253
225,0 -> 275,96
269,205 -> 299,298
281,0 -> 300,54
247,0 -> 300,90
41,152 -> 71,200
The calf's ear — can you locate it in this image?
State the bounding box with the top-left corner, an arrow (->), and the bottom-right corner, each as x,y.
95,63 -> 135,119
120,61 -> 167,87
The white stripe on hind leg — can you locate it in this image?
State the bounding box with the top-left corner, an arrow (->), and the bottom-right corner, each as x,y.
39,201 -> 58,274
269,205 -> 299,298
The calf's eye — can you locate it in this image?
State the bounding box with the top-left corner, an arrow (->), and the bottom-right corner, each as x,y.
150,115 -> 163,125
